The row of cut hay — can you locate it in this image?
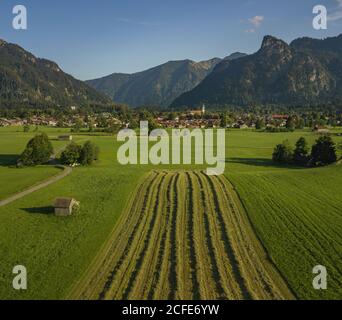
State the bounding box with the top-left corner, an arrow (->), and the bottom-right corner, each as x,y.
203,173 -> 253,299
192,172 -> 228,299
184,172 -> 201,300
71,170 -> 295,300
176,173 -> 193,300
68,171 -> 158,300
128,172 -> 173,299
152,173 -> 179,299
189,172 -> 219,299
104,172 -> 167,299
213,174 -> 294,300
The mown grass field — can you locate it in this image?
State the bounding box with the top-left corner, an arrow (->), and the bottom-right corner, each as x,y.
225,129 -> 342,300
69,170 -> 294,300
0,126 -> 341,300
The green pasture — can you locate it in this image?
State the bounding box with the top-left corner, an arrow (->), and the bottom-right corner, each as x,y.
0,126 -> 341,299
225,129 -> 342,300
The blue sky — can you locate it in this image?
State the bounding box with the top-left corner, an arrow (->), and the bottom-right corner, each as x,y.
0,0 -> 341,80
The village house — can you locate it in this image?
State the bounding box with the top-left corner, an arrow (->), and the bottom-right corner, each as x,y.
271,114 -> 289,120
0,118 -> 10,127
3,118 -> 24,126
48,119 -> 58,126
188,105 -> 206,117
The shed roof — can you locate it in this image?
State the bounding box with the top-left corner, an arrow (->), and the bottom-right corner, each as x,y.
54,198 -> 74,208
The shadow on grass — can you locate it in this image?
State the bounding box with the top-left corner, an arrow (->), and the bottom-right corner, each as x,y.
0,154 -> 19,167
226,157 -> 306,169
21,206 -> 54,215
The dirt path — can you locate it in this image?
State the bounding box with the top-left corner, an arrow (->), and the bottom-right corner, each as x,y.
69,170 -> 295,300
0,166 -> 72,207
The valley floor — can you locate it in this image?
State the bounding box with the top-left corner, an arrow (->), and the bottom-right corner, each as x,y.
70,171 -> 294,300
0,128 -> 341,300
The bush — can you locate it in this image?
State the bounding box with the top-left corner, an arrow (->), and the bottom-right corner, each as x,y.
286,116 -> 296,131
60,141 -> 99,166
272,136 -> 338,167
79,141 -> 99,165
19,133 -> 53,166
293,137 -> 310,166
147,118 -> 158,132
255,118 -> 265,130
272,140 -> 293,164
310,136 -> 337,166
60,142 -> 82,166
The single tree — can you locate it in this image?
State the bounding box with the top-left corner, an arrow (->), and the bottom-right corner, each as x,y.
73,118 -> 84,132
168,112 -> 177,121
88,118 -> 95,132
272,140 -> 293,164
311,136 -> 337,166
19,133 -> 53,166
148,118 -> 159,132
129,119 -> 139,129
293,137 -> 310,166
79,141 -> 99,165
60,142 -> 82,166
220,113 -> 229,128
296,118 -> 305,130
286,116 -> 296,131
255,118 -> 265,130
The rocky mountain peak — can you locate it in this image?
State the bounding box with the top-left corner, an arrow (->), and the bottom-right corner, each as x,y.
260,35 -> 290,52
0,39 -> 7,47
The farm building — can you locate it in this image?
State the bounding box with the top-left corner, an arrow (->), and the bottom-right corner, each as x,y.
54,198 -> 78,216
58,135 -> 73,141
0,118 -> 10,127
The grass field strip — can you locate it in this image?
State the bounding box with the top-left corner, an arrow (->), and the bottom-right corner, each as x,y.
71,170 -> 295,300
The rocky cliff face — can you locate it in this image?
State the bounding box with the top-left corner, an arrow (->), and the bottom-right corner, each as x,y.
171,35 -> 342,108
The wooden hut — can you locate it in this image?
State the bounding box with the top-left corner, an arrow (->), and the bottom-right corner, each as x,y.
54,198 -> 78,216
58,135 -> 73,141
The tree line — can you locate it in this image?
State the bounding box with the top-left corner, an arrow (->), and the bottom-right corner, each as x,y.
18,133 -> 99,167
272,136 -> 342,167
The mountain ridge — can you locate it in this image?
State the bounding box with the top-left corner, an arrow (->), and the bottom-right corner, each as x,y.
171,34 -> 342,109
86,53 -> 247,108
0,39 -> 112,109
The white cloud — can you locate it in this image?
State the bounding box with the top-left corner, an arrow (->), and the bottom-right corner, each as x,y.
328,0 -> 342,21
328,11 -> 342,21
248,15 -> 264,27
243,15 -> 264,33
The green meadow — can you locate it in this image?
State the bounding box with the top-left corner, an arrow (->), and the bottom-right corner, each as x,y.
0,126 -> 341,299
226,130 -> 342,300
